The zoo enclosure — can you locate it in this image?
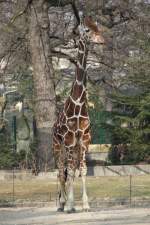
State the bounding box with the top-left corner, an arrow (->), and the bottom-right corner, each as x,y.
0,170 -> 150,207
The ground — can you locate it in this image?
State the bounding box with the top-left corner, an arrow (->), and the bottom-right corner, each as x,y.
0,206 -> 150,225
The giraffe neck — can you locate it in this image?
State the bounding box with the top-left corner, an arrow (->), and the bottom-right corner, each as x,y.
76,37 -> 88,84
70,37 -> 88,102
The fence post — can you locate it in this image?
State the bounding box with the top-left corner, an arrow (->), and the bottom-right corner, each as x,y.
12,115 -> 17,205
129,175 -> 132,206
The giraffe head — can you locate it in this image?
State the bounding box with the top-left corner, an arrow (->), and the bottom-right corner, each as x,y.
78,16 -> 105,44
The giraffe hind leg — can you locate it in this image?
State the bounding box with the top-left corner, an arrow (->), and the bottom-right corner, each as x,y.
80,148 -> 90,211
66,166 -> 76,213
58,167 -> 76,213
56,145 -> 67,212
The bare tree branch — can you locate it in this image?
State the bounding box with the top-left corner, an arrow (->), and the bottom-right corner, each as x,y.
88,76 -> 118,90
10,0 -> 32,24
100,5 -> 137,28
71,0 -> 80,24
0,0 -> 13,2
48,0 -> 80,34
47,0 -> 73,7
51,49 -> 76,65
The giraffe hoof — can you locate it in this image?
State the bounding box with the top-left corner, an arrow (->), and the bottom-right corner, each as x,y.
57,207 -> 64,212
67,208 -> 76,213
82,208 -> 90,212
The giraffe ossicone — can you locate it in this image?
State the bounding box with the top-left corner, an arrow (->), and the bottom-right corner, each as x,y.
53,15 -> 105,213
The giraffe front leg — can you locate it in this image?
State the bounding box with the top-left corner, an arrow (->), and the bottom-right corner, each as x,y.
80,162 -> 90,211
57,170 -> 66,212
66,168 -> 76,213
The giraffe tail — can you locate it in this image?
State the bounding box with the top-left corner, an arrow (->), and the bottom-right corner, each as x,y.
64,168 -> 68,182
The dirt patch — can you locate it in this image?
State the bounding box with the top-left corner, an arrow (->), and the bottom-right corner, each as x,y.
0,206 -> 150,225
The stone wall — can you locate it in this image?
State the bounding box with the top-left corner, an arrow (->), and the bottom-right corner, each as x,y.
0,164 -> 150,180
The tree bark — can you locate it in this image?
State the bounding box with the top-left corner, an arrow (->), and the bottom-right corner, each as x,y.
29,0 -> 56,171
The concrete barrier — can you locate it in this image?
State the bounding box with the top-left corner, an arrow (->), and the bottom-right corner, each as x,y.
87,152 -> 108,163
0,164 -> 150,180
89,144 -> 111,152
0,170 -> 58,181
87,164 -> 150,176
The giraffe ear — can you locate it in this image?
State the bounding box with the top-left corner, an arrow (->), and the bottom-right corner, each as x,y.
84,16 -> 105,44
84,16 -> 99,33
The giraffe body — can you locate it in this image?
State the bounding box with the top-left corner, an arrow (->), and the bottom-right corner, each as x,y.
53,16 -> 105,212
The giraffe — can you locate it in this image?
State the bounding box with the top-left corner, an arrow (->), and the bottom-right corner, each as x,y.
53,16 -> 105,213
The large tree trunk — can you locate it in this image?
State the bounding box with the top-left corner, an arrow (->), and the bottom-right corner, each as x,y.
29,0 -> 56,171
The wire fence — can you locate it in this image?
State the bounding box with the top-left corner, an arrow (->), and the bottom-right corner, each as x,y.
0,170 -> 150,208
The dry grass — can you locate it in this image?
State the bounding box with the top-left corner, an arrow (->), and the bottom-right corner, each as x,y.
0,175 -> 150,203
0,179 -> 57,202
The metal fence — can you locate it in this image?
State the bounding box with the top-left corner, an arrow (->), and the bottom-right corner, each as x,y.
89,110 -> 112,144
0,170 -> 150,208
